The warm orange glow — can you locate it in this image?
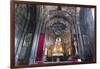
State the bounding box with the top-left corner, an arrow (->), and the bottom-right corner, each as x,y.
53,37 -> 63,53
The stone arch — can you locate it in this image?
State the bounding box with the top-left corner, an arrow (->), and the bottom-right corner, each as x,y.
43,12 -> 75,58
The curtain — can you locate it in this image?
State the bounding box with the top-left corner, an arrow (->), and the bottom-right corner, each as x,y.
35,33 -> 45,63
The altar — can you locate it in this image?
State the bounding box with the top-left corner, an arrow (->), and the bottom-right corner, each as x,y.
44,30 -> 73,61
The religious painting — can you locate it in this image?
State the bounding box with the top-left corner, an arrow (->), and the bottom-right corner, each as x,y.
10,1 -> 96,68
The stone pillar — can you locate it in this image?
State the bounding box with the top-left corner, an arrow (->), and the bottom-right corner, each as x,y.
79,8 -> 94,60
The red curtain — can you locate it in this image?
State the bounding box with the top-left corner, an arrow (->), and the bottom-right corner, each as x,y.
36,33 -> 45,63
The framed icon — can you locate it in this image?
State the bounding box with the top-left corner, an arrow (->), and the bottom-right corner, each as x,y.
10,0 -> 96,68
